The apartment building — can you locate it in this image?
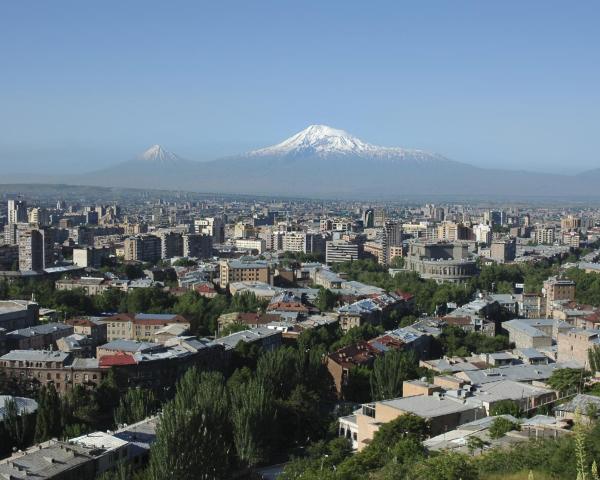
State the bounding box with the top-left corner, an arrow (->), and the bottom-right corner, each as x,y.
326,240 -> 360,264
123,235 -> 161,262
218,259 -> 270,289
543,276 -> 576,317
104,312 -> 190,342
182,233 -> 212,258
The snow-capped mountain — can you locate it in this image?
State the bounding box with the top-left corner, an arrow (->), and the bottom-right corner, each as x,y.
136,145 -> 185,165
247,124 -> 448,163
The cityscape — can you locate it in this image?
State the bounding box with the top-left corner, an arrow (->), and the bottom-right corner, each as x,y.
1,2 -> 600,480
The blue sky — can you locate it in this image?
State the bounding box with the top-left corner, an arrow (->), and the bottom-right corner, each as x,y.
0,1 -> 599,174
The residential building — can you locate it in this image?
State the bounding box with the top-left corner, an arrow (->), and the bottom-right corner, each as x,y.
67,318 -> 107,344
0,439 -> 98,479
326,342 -> 379,397
72,246 -> 111,268
326,240 -> 360,264
234,238 -> 266,254
348,394 -> 485,450
543,276 -> 576,317
104,313 -> 190,342
0,300 -> 38,331
337,293 -> 403,332
534,227 -> 556,245
503,318 -> 570,349
218,259 -> 271,289
18,228 -> 51,271
557,328 -> 600,367
490,238 -> 516,263
56,277 -> 112,296
194,217 -> 225,243
182,233 -> 212,258
158,231 -> 184,259
123,234 -> 161,262
5,323 -> 74,350
381,221 -> 403,265
212,327 -> 282,351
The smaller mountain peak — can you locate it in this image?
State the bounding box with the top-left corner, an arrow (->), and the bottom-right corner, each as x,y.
137,144 -> 182,164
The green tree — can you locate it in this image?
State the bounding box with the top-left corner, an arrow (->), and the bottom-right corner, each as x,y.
489,417 -> 521,439
371,350 -> 419,401
34,384 -> 63,442
173,258 -> 197,267
93,288 -> 126,313
316,288 -> 339,312
466,435 -> 488,455
114,388 -> 157,425
230,377 -> 276,466
490,400 -> 521,417
589,346 -> 600,373
343,366 -> 372,403
2,397 -> 34,452
547,368 -> 590,395
147,369 -> 233,480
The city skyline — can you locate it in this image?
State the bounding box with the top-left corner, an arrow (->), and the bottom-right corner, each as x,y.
1,1 -> 599,175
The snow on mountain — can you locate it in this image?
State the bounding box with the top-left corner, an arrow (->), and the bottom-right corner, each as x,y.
136,145 -> 185,165
246,124 -> 448,163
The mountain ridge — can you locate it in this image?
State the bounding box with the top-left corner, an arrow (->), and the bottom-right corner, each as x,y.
2,125 -> 599,198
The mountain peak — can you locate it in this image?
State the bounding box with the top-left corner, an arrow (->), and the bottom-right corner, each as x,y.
137,145 -> 184,165
246,124 -> 447,164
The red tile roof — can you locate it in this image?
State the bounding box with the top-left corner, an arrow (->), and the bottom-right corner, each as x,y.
99,352 -> 137,367
327,341 -> 380,369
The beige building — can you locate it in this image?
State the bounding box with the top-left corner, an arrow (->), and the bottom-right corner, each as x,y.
104,313 -> 190,342
561,215 -> 581,232
349,395 -> 485,450
56,277 -> 112,296
543,276 -> 576,317
557,328 -> 600,368
218,259 -> 270,289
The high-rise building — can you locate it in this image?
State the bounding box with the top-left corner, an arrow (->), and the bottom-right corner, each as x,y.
473,223 -> 492,245
18,228 -> 51,271
362,209 -> 374,228
373,209 -> 386,227
560,215 -> 581,232
543,276 -> 576,317
534,227 -> 555,245
28,208 -> 50,227
123,235 -> 161,263
159,232 -> 184,259
382,221 -> 403,265
182,234 -> 213,259
7,199 -> 27,224
3,223 -> 18,246
194,217 -> 225,244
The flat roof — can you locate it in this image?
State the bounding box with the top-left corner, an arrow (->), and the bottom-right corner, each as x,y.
380,393 -> 479,417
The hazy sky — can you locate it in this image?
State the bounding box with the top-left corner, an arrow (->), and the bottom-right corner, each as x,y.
1,1 -> 599,174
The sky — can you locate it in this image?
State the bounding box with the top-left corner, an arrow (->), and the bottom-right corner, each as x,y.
0,0 -> 599,175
